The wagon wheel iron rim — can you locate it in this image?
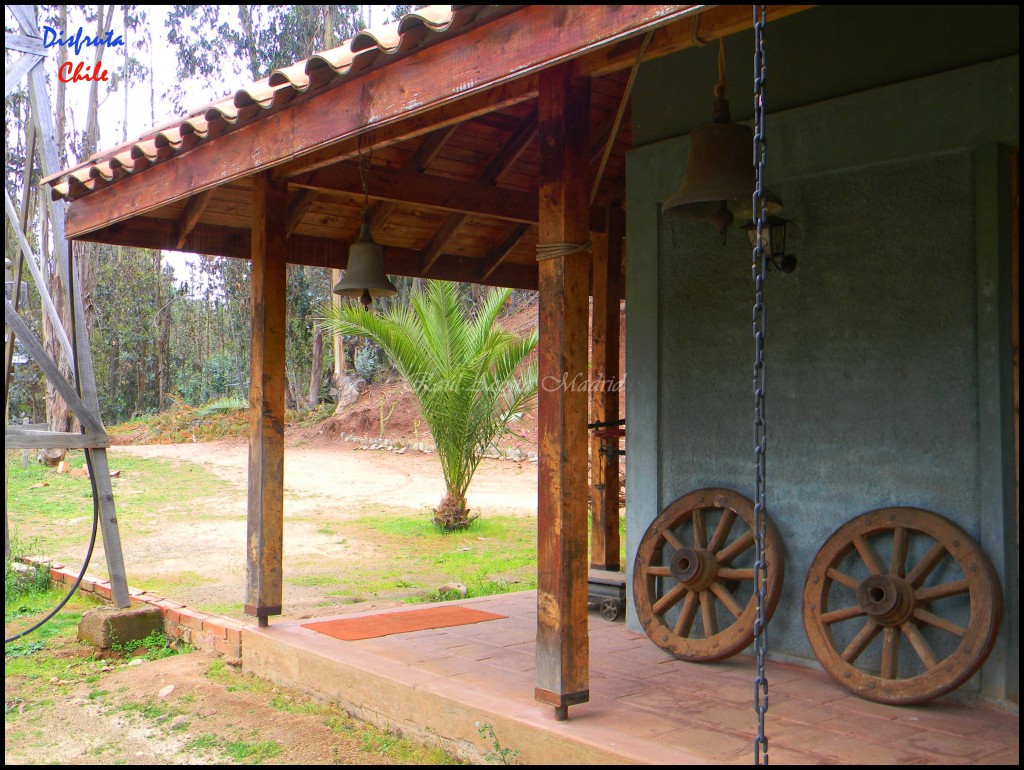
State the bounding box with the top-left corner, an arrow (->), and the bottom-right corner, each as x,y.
632,488 -> 784,662
803,507 -> 1002,705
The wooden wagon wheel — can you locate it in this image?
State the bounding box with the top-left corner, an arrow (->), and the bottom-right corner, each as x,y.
803,507 -> 1002,705
633,488 -> 784,662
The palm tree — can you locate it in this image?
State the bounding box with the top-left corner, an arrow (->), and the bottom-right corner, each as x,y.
318,281 -> 538,530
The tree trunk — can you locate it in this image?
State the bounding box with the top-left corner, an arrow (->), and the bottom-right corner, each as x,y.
307,328 -> 323,408
136,338 -> 147,415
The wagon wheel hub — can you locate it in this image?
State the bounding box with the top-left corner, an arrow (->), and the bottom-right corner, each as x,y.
669,547 -> 717,592
856,574 -> 913,626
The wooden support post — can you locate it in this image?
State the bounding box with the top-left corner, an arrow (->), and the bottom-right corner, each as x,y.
589,207 -> 623,571
535,64 -> 591,720
245,172 -> 288,621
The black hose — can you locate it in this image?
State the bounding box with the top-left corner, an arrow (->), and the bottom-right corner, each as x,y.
5,239 -> 101,645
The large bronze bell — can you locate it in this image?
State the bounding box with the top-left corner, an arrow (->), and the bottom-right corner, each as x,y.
663,121 -> 782,243
332,215 -> 398,307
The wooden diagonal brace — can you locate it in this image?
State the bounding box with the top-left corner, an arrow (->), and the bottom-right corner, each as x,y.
4,300 -> 105,436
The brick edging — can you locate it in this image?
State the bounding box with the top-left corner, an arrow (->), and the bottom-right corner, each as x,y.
24,557 -> 243,659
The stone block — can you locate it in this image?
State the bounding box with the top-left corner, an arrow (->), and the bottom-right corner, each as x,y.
77,605 -> 163,650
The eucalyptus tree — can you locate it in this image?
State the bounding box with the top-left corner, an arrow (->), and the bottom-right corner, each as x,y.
318,281 -> 538,531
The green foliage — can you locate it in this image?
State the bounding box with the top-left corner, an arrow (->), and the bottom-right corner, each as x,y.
476,722 -> 520,765
354,341 -> 386,382
5,536 -> 51,606
318,281 -> 538,530
110,630 -> 183,661
197,396 -> 248,417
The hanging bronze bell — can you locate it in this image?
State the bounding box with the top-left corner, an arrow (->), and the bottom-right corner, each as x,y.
332,216 -> 398,307
663,121 -> 782,243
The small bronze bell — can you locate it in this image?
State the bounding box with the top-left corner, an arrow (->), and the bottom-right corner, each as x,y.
332,211 -> 398,307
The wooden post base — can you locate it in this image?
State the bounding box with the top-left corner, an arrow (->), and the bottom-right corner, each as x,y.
535,687 -> 590,720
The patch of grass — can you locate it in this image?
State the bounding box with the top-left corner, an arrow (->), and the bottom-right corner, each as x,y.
116,699 -> 178,721
270,694 -> 457,764
225,739 -> 283,763
186,733 -> 224,752
5,449 -> 233,570
200,601 -> 245,616
205,659 -> 273,694
286,574 -> 344,588
5,590 -> 110,721
343,514 -> 536,602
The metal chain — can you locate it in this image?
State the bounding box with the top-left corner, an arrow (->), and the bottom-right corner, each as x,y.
751,4 -> 770,766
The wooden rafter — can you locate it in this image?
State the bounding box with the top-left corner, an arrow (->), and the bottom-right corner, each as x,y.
367,124 -> 459,236
285,188 -> 320,238
478,224 -> 531,283
421,108 -> 538,273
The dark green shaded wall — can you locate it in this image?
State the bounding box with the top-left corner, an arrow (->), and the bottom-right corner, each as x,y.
625,5 -> 1018,702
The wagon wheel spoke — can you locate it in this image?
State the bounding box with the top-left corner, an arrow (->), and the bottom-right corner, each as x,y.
852,534 -> 885,575
821,604 -> 866,624
841,618 -> 881,663
880,626 -> 900,679
707,509 -> 736,553
826,567 -> 860,591
901,620 -> 938,669
673,591 -> 699,637
889,526 -> 908,577
662,529 -> 684,551
905,541 -> 947,588
914,579 -> 970,603
635,488 -> 784,662
716,567 -> 754,581
692,508 -> 707,549
710,581 -> 743,619
652,582 -> 688,616
912,608 -> 966,638
700,591 -> 718,636
716,530 -> 754,565
804,507 -> 1002,705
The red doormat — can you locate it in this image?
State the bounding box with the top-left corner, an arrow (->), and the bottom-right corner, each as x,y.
301,606 -> 507,641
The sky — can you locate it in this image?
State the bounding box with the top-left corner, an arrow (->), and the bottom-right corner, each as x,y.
6,5 -> 392,287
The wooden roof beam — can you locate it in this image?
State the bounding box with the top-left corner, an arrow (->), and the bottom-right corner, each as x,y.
86,216 -> 539,290
292,163 -> 538,224
578,4 -> 811,78
175,189 -> 214,249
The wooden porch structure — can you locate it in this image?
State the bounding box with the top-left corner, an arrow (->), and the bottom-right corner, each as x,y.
43,4 -> 808,719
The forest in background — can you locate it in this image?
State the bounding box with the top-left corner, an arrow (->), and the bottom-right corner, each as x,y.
5,4 -> 536,428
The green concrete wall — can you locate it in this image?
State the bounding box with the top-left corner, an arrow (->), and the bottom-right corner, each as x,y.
625,7 -> 1018,703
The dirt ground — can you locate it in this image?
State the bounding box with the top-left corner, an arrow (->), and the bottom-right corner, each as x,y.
7,436 -> 541,765
100,437 -> 539,618
4,646 -> 458,765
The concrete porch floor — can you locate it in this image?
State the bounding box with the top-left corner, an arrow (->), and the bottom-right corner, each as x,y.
242,591 -> 1018,765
